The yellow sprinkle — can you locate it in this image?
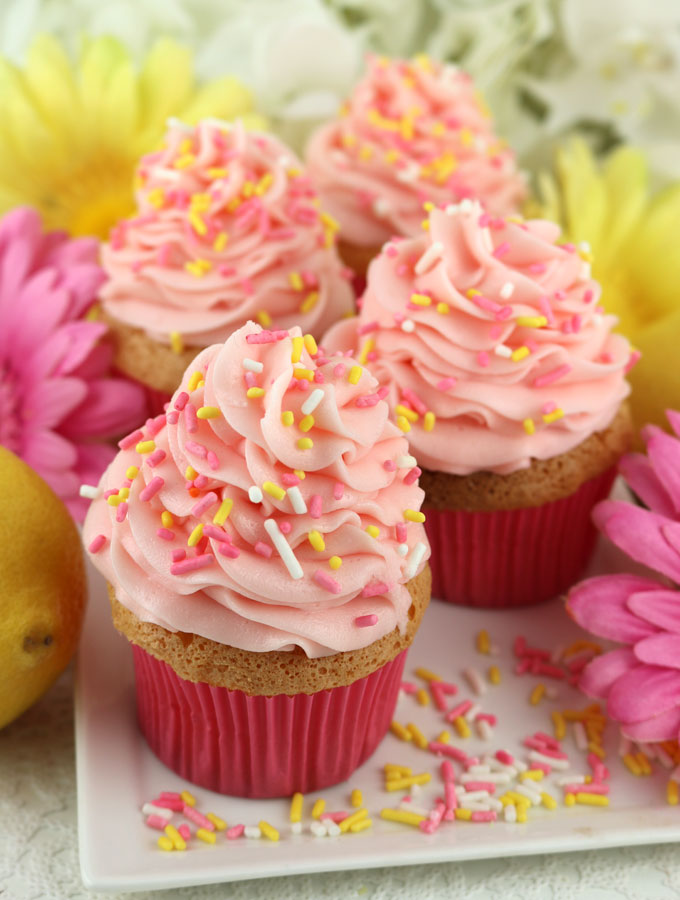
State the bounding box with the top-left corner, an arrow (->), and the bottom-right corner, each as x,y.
523,418 -> 536,435
206,812 -> 226,831
185,465 -> 198,481
623,754 -> 642,776
185,258 -> 212,277
189,192 -> 210,212
170,331 -> 184,354
135,440 -> 155,454
207,167 -> 228,178
512,346 -> 530,362
350,819 -> 373,834
297,438 -> 314,450
157,834 -> 174,851
416,688 -> 430,707
263,481 -> 286,501
259,820 -> 280,841
404,509 -> 426,523
415,668 -> 442,682
385,773 -> 431,792
180,790 -> 195,807
339,808 -> 369,833
292,368 -> 314,381
543,408 -> 565,424
213,232 -> 228,252
365,525 -> 380,539
242,180 -> 255,198
436,302 -> 450,315
410,293 -> 432,306
281,410 -> 295,427
256,310 -> 272,327
188,523 -> 204,547
291,335 -> 304,363
476,629 -> 490,654
290,792 -> 304,823
303,334 -> 318,356
348,365 -> 362,385
289,272 -> 304,291
384,764 -> 412,777
454,716 -> 471,739
396,415 -> 411,433
395,404 -> 419,423
358,338 -> 375,365
406,723 -> 428,750
106,494 -> 122,507
125,465 -> 139,480
516,807 -> 528,823
329,556 -> 342,570
174,153 -> 195,170
390,721 -> 412,741
117,487 -> 129,501
530,684 -> 546,706
423,411 -> 435,432
380,809 -> 426,827
300,291 -> 319,313
161,511 -> 174,528
351,789 -> 363,809
227,197 -> 241,213
197,406 -> 220,419
213,498 -> 233,525
294,470 -> 306,480
588,742 -> 606,759
521,770 -> 544,782
505,792 -> 531,808
540,792 -> 557,810
466,289 -> 482,298
299,415 -> 315,432
308,530 -> 325,551
421,219 -> 430,230
196,828 -> 216,844
188,371 -> 203,392
311,799 -> 326,820
667,780 -> 679,806
436,730 -> 450,744
164,824 -> 186,851
247,387 -> 265,399
189,211 -> 207,236
320,211 -> 341,232
636,751 -> 652,775
551,711 -> 567,741
488,665 -> 501,685
146,187 -> 165,209
454,809 -> 472,821
516,316 -> 548,328
574,793 -> 609,807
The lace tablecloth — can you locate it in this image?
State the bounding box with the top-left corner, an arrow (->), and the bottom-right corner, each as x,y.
2,670 -> 680,900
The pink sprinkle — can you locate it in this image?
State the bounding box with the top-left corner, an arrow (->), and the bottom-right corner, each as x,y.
156,528 -> 175,541
464,781 -> 496,793
246,329 -> 288,344
403,466 -> 421,485
358,320 -> 380,335
383,459 -> 397,471
477,351 -> 490,368
88,534 -> 106,553
140,476 -> 164,501
444,781 -> 458,819
561,320 -> 572,335
583,288 -> 594,304
496,305 -> 513,321
428,742 -> 469,763
206,451 -> 220,471
152,797 -> 184,812
146,815 -> 169,831
471,811 -> 497,823
218,264 -> 236,277
185,440 -> 207,459
333,482 -> 344,500
528,262 -> 546,274
529,761 -> 552,775
333,363 -> 346,377
541,401 -> 557,416
441,760 -> 456,783
147,448 -> 167,467
194,474 -> 209,489
279,521 -> 292,534
533,364 -> 572,388
170,554 -> 214,575
183,805 -> 215,830
478,213 -> 492,227
515,658 -> 532,675
244,371 -> 257,388
564,782 -> 609,795
385,245 -> 398,258
588,755 -> 610,780
446,700 -> 472,722
625,349 -> 641,374
571,314 -> 582,333
395,523 -> 407,543
429,682 -> 458,713
401,681 -> 418,694
437,377 -> 456,391
313,370 -> 325,384
539,295 -> 555,326
356,392 -> 382,407
146,414 -> 166,437
558,242 -> 575,253
309,495 -> 322,518
178,824 -> 191,841
524,739 -> 566,759
281,473 -> 300,486
158,790 -> 181,801
166,410 -> 179,425
474,713 -> 497,725
534,731 -> 562,749
355,614 -> 378,627
118,429 -> 144,450
174,392 -> 189,411
514,637 -> 548,659
297,379 -> 310,392
492,241 -> 511,258
302,270 -> 318,287
203,524 -> 229,541
553,290 -> 567,301
218,542 -> 240,559
320,811 -> 349,823
314,570 -> 341,594
496,750 -> 514,766
532,661 -> 566,679
171,549 -> 186,562
254,541 -> 272,558
396,263 -> 409,277
402,388 -> 427,415
185,403 -> 198,433
226,825 -> 245,840
361,581 -> 390,598
470,294 -> 501,315
191,492 -> 219,517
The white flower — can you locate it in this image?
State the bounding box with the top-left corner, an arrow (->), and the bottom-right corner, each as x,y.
326,0 -> 431,58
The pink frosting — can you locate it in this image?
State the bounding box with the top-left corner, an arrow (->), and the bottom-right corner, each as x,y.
322,201 -> 634,476
305,56 -> 526,249
100,120 -> 354,346
83,322 -> 429,658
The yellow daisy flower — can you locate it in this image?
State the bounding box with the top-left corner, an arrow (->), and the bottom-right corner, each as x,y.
0,34 -> 265,238
535,138 -> 680,437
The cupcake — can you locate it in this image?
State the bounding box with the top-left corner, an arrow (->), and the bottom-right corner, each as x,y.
100,119 -> 355,397
83,321 -> 431,797
306,55 -> 526,280
323,200 -> 634,608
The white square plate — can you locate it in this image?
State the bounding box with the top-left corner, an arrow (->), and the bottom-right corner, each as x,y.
75,528 -> 680,893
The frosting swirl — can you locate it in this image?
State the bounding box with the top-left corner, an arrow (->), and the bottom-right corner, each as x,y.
100,120 -> 354,346
305,55 -> 526,248
323,201 -> 634,476
84,322 -> 429,657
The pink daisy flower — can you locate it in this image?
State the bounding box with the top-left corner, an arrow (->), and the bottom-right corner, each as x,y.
0,207 -> 146,521
567,410 -> 680,742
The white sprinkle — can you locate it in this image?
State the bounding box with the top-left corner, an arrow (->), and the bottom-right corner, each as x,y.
410,783 -> 422,797
504,803 -> 517,823
79,484 -> 100,499
460,791 -> 491,805
515,784 -> 541,806
467,765 -> 491,775
326,821 -> 341,837
528,750 -> 569,770
399,801 -> 429,816
405,541 -> 427,578
401,319 -> 415,333
494,344 -> 512,359
462,667 -> 486,696
445,203 -> 460,215
511,756 -> 528,773
486,798 -> 503,813
248,486 -> 263,503
460,772 -> 510,785
142,803 -> 173,820
580,262 -> 591,280
301,388 -> 324,416
290,822 -> 303,835
397,543 -> 409,557
414,241 -> 444,275
396,163 -> 420,183
464,703 -> 482,720
396,454 -> 418,469
459,198 -> 476,214
480,227 -> 494,254
579,240 -> 591,253
500,281 -> 515,300
202,116 -> 232,131
476,718 -> 493,741
264,518 -> 303,579
244,826 -> 262,839
593,313 -> 603,326
556,774 -> 587,786
373,198 -> 391,217
278,155 -> 292,168
310,821 -> 327,838
483,756 -> 517,776
287,486 -> 307,515
243,357 -> 264,373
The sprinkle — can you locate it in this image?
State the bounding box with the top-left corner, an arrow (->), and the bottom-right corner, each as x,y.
499,282 -> 515,299
351,789 -> 363,809
477,351 -> 490,367
290,792 -> 304,823
328,555 -> 343,571
314,570 -> 341,593
213,498 -> 233,525
488,665 -> 501,684
243,358 -> 264,373
191,492 -> 219,517
454,716 -> 471,739
256,310 -> 272,328
542,408 -> 564,424
516,316 -> 547,328
355,614 -> 379,627
492,241 -> 511,258
404,509 -> 426,523
416,688 -> 430,706
463,667 -> 486,696
248,486 -> 263,503
308,530 -> 325,551
300,389 -> 324,416
246,387 -> 265,399
259,821 -> 280,842
300,291 -> 319,313
265,518 -> 303,579
139,476 -> 164,502
170,554 -> 214,575
405,542 -> 427,578
292,368 -> 314,381
530,684 -> 546,705
291,336 -> 304,364
385,773 -> 431,792
135,440 -> 156,455
197,406 -> 220,419
88,534 -> 106,553
523,418 -> 536,435
263,481 -> 286,501
348,366 -> 362,385
380,809 -> 426,828
297,437 -> 314,450
311,799 -> 326,820
247,329 -> 289,345
187,523 -> 204,547
401,319 -> 415,333
365,525 -> 380,539
667,780 -> 679,806
511,346 -> 530,362
423,412 -> 435,432
226,825 -> 245,840
285,486 -> 306,515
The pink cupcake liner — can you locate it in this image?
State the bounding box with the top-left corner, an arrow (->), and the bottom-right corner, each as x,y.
424,466 -> 617,608
131,645 -> 407,798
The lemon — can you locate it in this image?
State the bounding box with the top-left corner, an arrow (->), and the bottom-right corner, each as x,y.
0,446 -> 86,729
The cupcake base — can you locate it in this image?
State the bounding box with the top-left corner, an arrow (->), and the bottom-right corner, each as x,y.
132,645 -> 407,797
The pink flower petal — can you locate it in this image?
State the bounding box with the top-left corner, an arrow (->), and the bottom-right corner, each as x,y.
53,322 -> 109,376
619,453 -> 676,520
21,377 -> 87,430
644,427 -> 680,515
578,647 -> 637,700
667,410 -> 680,439
608,664 -> 680,724
567,574 -> 662,643
634,633 -> 680,669
22,429 -> 78,472
628,589 -> 680,633
597,502 -> 680,584
61,378 -> 147,440
621,705 -> 680,742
